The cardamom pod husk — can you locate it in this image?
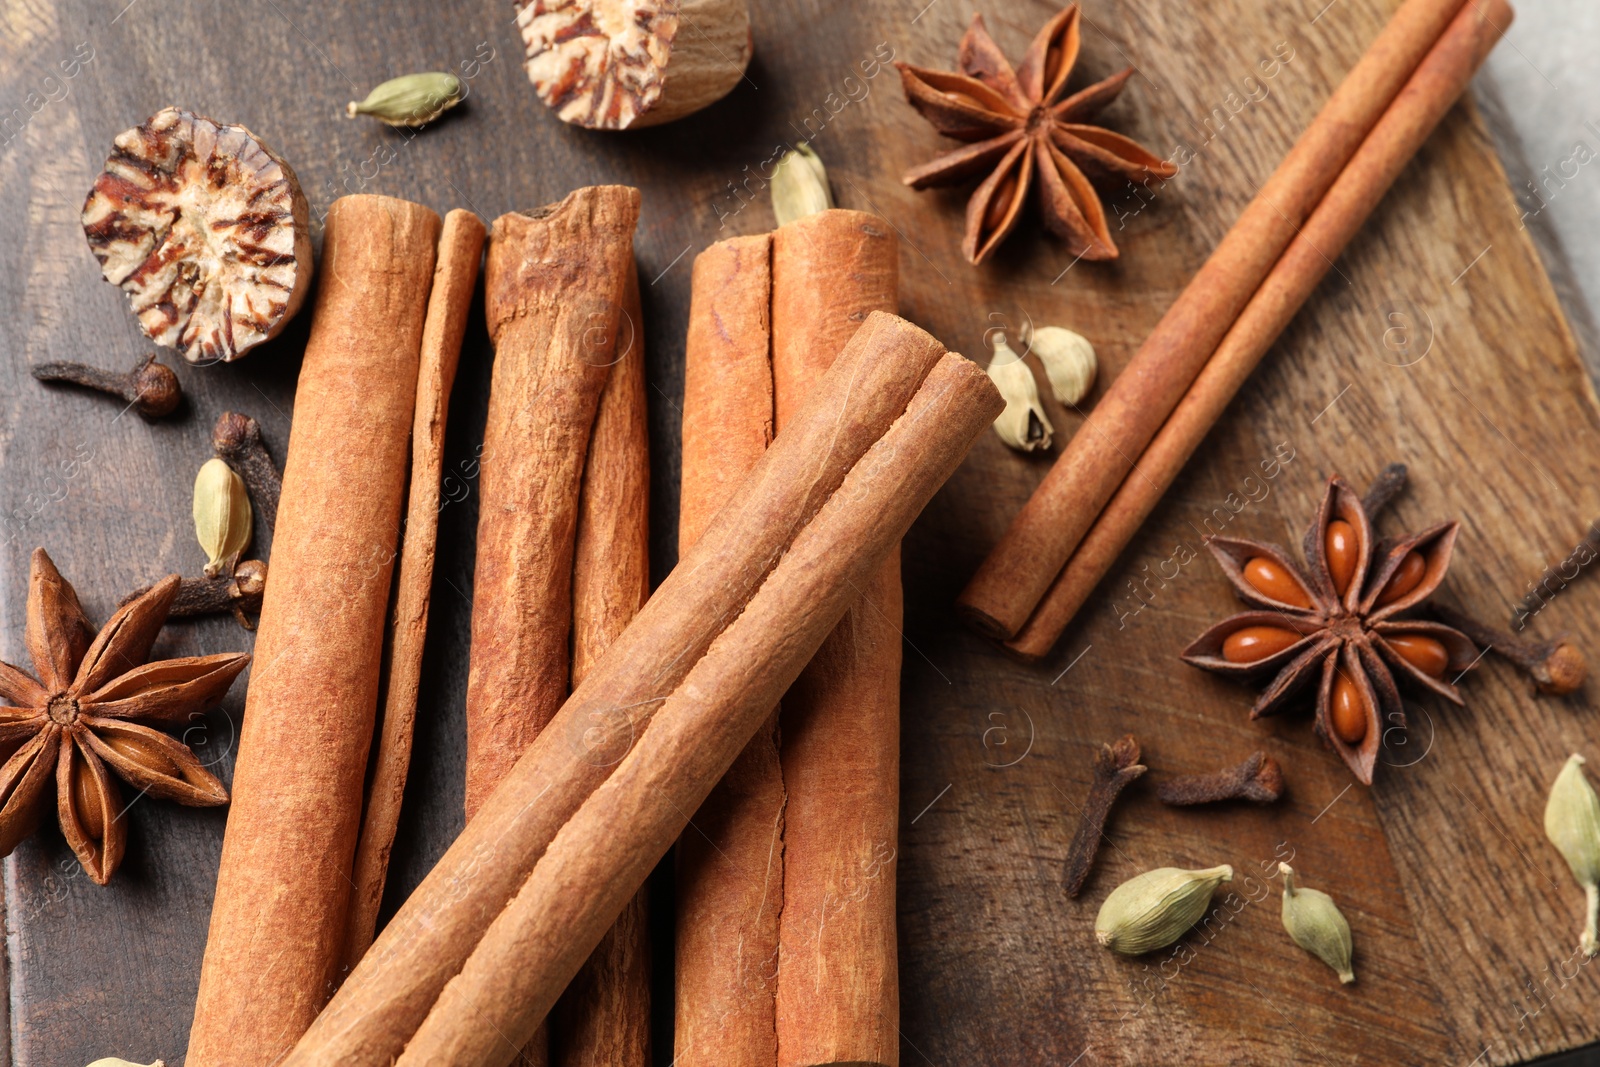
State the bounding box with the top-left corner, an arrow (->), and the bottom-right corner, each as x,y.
1029,325 -> 1097,406
987,338 -> 1053,452
1279,862 -> 1355,983
1094,864 -> 1232,954
1544,753 -> 1600,957
771,142 -> 834,226
346,72 -> 464,127
193,457 -> 252,578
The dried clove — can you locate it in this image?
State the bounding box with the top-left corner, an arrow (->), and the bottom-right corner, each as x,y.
1064,734 -> 1146,897
1158,751 -> 1284,806
212,412 -> 281,532
1431,604 -> 1587,695
32,354 -> 181,418
121,559 -> 266,630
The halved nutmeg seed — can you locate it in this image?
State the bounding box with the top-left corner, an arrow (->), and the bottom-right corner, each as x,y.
1326,519 -> 1360,597
518,0 -> 753,130
1243,556 -> 1313,609
81,107 -> 312,363
1221,625 -> 1303,664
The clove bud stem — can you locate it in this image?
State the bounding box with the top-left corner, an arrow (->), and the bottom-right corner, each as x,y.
122,559 -> 266,630
33,354 -> 181,418
1158,750 -> 1284,806
212,412 -> 281,532
1432,604 -> 1587,695
1360,463 -> 1407,518
1063,734 -> 1145,897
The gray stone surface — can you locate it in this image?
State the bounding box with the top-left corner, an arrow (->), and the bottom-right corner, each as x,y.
1480,0 -> 1600,372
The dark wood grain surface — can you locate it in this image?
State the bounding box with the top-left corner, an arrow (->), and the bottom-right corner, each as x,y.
4,0 -> 1600,1064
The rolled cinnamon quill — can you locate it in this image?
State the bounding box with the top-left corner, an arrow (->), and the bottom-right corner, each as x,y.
553,265 -> 652,1067
675,233 -> 784,1067
392,351 -> 1000,1067
465,185 -> 640,817
346,207 -> 486,968
771,208 -> 900,1067
1002,0 -> 1511,660
958,0 -> 1476,642
187,194 -> 440,1067
284,312 -> 956,1067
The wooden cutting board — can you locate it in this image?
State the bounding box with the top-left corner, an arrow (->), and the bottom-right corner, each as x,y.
2,0 -> 1597,1063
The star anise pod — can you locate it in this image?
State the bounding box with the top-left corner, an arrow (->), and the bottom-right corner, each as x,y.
0,549 -> 247,883
1181,475 -> 1476,785
896,4 -> 1177,265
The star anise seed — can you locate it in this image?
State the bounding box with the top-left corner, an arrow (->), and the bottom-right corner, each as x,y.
1181,475 -> 1476,785
0,549 -> 247,883
896,4 -> 1177,265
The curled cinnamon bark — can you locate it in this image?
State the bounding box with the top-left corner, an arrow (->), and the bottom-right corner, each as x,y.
188,194 -> 440,1067
771,208 -> 901,1067
344,208 -> 486,969
674,233 -> 784,1067
553,261 -> 652,1067
465,186 -> 640,816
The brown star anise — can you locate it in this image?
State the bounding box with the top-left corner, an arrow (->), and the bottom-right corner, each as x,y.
1181,475 -> 1476,785
895,4 -> 1177,265
0,549 -> 247,883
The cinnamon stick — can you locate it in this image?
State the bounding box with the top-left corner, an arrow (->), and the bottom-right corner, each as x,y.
465,186 -> 640,817
283,312 -> 954,1067
770,208 -> 900,1067
1003,0 -> 1511,661
187,194 -> 440,1067
390,351 -> 1001,1067
958,0 -> 1477,641
552,263 -> 652,1067
345,207 -> 486,969
674,234 -> 784,1067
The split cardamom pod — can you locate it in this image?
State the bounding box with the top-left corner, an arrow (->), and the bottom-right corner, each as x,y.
771,142 -> 833,226
1094,864 -> 1232,954
1544,753 -> 1600,957
1029,325 -> 1097,406
346,72 -> 464,127
987,337 -> 1053,452
193,457 -> 252,579
1279,862 -> 1355,983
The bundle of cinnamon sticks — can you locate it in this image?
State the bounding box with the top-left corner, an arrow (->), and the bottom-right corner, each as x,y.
279,310 -> 999,1066
185,187 -> 657,1067
957,0 -> 1513,660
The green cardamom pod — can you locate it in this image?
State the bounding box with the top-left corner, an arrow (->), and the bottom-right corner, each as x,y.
1544,753 -> 1600,957
1028,325 -> 1097,406
771,142 -> 834,227
346,72 -> 464,127
193,457 -> 252,579
1279,863 -> 1355,983
1094,864 -> 1232,954
986,337 -> 1053,452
